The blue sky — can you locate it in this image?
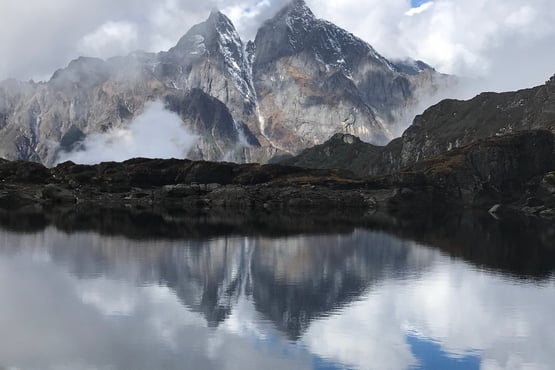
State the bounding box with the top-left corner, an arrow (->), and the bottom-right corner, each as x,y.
411,0 -> 431,7
407,335 -> 481,370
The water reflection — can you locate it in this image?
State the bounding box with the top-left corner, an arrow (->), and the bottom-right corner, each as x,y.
0,214 -> 553,370
1,207 -> 553,279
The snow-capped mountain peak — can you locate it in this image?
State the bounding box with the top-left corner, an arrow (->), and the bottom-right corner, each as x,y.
278,0 -> 316,31
166,10 -> 254,101
172,10 -> 241,58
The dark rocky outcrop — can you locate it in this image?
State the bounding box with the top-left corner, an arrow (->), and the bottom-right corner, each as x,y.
0,130 -> 553,220
287,75 -> 555,178
395,74 -> 555,169
285,133 -> 383,175
395,130 -> 555,207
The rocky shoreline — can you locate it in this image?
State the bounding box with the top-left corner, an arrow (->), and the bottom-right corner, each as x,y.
0,130 -> 554,221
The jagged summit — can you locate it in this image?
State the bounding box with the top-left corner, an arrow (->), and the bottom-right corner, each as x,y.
253,0 -> 320,66
250,0 -> 443,153
163,8 -> 254,101
287,0 -> 309,7
206,9 -> 238,35
207,8 -> 224,20
275,0 -> 316,23
253,0 -> 393,72
392,59 -> 434,75
171,10 -> 241,58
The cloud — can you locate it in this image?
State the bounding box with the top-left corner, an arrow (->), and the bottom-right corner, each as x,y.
405,1 -> 434,16
78,21 -> 139,58
56,100 -> 198,165
0,0 -> 280,81
0,0 -> 553,97
301,251 -> 555,370
1,227 -> 554,370
310,0 -> 555,93
0,229 -> 314,370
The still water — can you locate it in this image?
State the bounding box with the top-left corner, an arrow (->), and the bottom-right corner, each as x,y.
0,211 -> 553,370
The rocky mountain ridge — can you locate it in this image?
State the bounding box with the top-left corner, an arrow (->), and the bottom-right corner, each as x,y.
0,0 -> 450,166
287,75 -> 555,177
0,130 -> 553,221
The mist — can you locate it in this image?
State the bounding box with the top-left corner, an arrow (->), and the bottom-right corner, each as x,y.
1,0 -> 554,95
56,101 -> 198,165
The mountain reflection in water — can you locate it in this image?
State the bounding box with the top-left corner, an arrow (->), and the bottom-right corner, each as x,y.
0,210 -> 553,370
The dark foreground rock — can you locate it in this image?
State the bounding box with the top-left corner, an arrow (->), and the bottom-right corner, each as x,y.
0,130 -> 554,219
1,157 -> 372,212
284,133 -> 383,176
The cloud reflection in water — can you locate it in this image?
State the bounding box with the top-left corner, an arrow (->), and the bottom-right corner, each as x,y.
0,227 -> 552,370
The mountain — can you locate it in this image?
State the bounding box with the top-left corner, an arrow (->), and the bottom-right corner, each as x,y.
283,133 -> 382,176
0,0 -> 449,166
287,75 -> 555,177
396,74 -> 555,170
0,11 -> 259,166
252,0 -> 449,152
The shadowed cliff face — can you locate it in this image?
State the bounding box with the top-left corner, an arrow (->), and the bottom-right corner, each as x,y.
385,75 -> 555,175
286,75 -> 555,177
396,74 -> 555,169
0,1 -> 447,166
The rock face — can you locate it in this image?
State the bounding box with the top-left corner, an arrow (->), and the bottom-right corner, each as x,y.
0,1 -> 447,166
399,130 -> 555,206
165,89 -> 259,161
284,133 -> 382,176
396,74 -> 555,169
252,0 -> 449,152
287,75 -> 555,177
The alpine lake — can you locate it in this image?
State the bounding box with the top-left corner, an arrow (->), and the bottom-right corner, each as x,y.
0,208 -> 553,370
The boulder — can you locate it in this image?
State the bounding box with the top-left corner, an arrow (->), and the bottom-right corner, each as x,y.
42,184 -> 76,204
0,160 -> 51,184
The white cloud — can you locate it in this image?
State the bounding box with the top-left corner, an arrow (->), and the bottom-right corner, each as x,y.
405,1 -> 434,16
78,21 -> 139,58
0,228 -> 314,370
56,100 -> 199,165
310,0 -> 555,93
1,227 -> 554,370
0,0 -> 553,97
301,254 -> 555,370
